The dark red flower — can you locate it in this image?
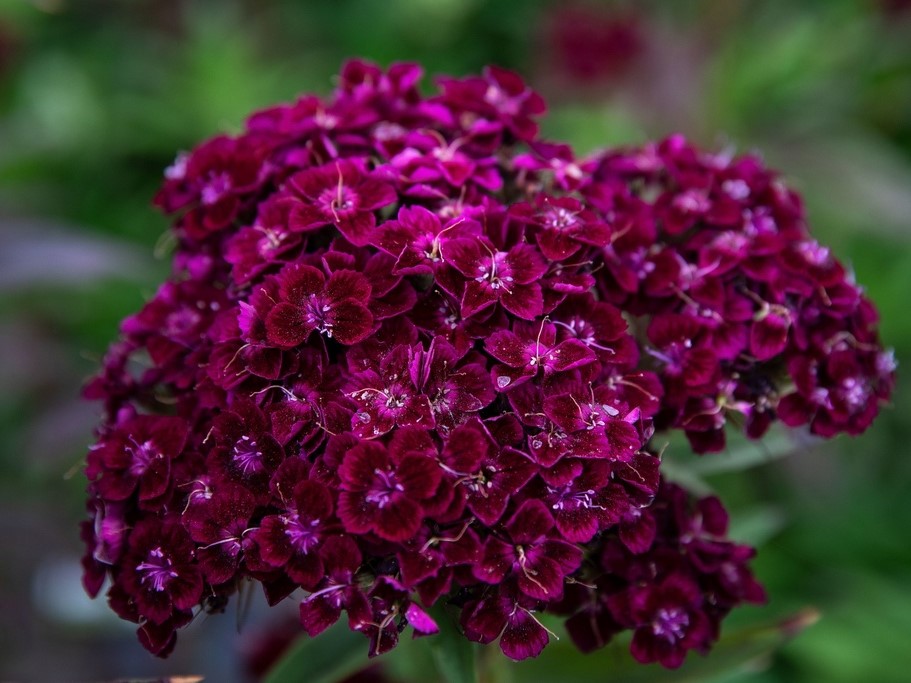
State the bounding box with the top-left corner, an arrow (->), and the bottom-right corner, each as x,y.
286,159 -> 397,246
83,62 -> 891,665
265,263 -> 374,347
338,440 -> 441,542
86,415 -> 188,505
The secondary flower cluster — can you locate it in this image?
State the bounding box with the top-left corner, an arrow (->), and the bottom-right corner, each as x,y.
81,60 -> 893,667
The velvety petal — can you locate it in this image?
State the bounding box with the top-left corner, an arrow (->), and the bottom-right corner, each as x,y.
397,454 -> 443,499
603,420 -> 642,460
442,238 -> 484,277
278,264 -> 326,304
299,593 -> 342,637
505,499 -> 554,543
397,395 -> 435,429
620,512 -> 657,554
340,442 -> 389,491
440,424 -> 488,472
327,301 -> 374,345
375,497 -> 423,542
500,283 -> 543,320
537,229 -> 581,261
500,608 -> 550,660
405,602 -> 439,635
750,311 -> 790,361
485,331 -> 529,367
325,270 -> 372,304
461,281 -> 498,318
516,555 -> 564,600
337,212 -> 377,247
474,537 -> 514,584
546,339 -> 596,372
287,553 -> 325,589
505,243 -> 548,284
266,302 -> 314,348
356,179 -> 397,210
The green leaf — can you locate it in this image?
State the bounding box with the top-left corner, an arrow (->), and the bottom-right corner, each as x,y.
511,609 -> 818,683
688,431 -> 801,476
263,619 -> 368,683
429,605 -> 478,683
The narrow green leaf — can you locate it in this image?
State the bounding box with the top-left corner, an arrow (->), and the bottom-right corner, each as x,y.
263,619 -> 368,683
728,505 -> 789,547
688,431 -> 801,476
429,605 -> 478,683
511,608 -> 818,683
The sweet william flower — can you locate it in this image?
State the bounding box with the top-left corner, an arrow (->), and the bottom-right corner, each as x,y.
443,237 -> 548,320
85,415 -> 188,506
337,440 -> 442,542
81,60 -> 892,667
285,159 -> 397,246
265,263 -> 374,347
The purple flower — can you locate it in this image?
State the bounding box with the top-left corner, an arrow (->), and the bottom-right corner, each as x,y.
86,415 -> 188,505
461,593 -> 552,660
299,536 -> 370,637
265,263 -> 374,347
622,574 -> 713,668
286,159 -> 397,246
253,480 -> 335,590
443,238 -> 548,320
185,484 -> 257,585
115,518 -> 203,625
486,320 -> 596,391
83,62 -> 890,665
372,205 -> 482,275
347,345 -> 435,438
475,500 -> 582,601
338,440 -> 441,542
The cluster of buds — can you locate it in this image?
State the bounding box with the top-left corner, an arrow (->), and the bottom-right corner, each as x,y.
81,61 -> 893,667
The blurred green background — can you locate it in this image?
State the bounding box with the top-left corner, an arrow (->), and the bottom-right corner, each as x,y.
1,0 -> 909,681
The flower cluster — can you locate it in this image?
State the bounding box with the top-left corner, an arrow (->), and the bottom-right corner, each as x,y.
81,61 -> 892,667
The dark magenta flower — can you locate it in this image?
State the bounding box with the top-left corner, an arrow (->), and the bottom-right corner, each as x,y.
622,574 -> 713,668
443,238 -> 548,320
114,518 -> 203,625
185,483 -> 257,585
285,159 -> 397,246
252,479 -> 336,590
82,61 -> 891,666
265,263 -> 374,347
486,320 -> 596,390
462,592 -> 553,660
475,499 -> 582,601
347,345 -> 435,438
338,440 -> 441,542
86,415 -> 188,505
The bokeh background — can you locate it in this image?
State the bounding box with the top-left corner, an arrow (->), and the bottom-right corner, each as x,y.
1,0 -> 910,681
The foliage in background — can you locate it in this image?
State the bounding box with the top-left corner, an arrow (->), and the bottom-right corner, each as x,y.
0,1 -> 909,681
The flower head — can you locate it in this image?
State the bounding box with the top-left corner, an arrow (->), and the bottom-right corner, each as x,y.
81,61 -> 891,667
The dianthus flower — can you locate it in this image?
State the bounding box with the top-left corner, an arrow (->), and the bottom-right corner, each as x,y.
81,60 -> 893,670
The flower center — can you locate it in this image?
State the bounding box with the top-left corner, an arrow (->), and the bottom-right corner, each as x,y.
137,546 -> 178,592
476,252 -> 514,291
283,513 -> 321,554
318,186 -> 359,219
201,171 -> 232,206
550,487 -> 603,511
651,607 -> 689,643
233,435 -> 265,475
542,207 -> 579,231
797,241 -> 831,266
127,439 -> 160,477
839,377 -> 869,411
365,468 -> 404,508
305,294 -> 333,336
